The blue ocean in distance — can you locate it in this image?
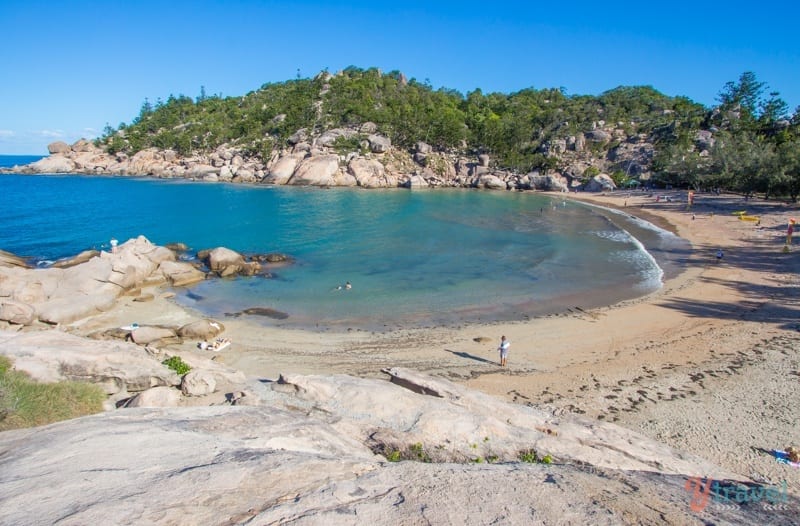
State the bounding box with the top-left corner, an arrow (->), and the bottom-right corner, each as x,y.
0,163 -> 689,331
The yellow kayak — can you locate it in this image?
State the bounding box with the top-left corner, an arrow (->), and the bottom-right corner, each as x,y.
739,215 -> 760,222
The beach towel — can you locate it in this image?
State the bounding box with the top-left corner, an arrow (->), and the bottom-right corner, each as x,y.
770,450 -> 800,468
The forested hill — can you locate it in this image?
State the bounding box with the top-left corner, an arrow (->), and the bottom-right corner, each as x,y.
88,67 -> 797,200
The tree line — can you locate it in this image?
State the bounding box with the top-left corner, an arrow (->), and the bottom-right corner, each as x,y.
98,67 -> 800,201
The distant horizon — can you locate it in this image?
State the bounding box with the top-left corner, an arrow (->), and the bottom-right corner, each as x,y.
2,1 -> 798,154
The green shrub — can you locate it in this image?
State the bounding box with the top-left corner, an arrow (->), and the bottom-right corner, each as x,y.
385,450 -> 402,462
0,355 -> 105,431
518,449 -> 554,464
162,356 -> 191,376
409,442 -> 432,463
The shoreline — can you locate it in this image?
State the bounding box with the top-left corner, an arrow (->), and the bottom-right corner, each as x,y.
70,189 -> 800,492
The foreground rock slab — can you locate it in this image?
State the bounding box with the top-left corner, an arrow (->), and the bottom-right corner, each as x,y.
1,369 -> 797,524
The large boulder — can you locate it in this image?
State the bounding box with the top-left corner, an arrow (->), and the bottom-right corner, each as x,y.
475,174 -> 507,190
159,260 -> 206,287
27,156 -> 76,173
181,370 -> 217,396
401,175 -> 429,189
130,325 -> 179,346
585,129 -> 612,143
584,173 -> 617,192
0,330 -> 180,394
202,247 -> 259,277
50,250 -> 100,269
289,155 -> 350,186
71,139 -> 95,152
0,300 -> 35,325
124,386 -> 182,408
47,141 -> 71,154
177,319 -> 225,340
264,153 -> 305,185
314,128 -> 357,148
367,134 -> 391,153
529,173 -> 569,192
348,158 -> 394,188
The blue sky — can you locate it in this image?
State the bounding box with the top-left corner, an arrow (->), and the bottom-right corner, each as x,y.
2,0 -> 798,154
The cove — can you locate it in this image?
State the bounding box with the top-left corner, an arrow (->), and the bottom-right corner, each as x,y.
0,174 -> 689,331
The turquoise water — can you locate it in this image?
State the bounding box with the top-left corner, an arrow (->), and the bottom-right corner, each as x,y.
0,172 -> 689,330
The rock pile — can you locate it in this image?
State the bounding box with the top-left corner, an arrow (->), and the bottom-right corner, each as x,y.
5,124 -> 674,192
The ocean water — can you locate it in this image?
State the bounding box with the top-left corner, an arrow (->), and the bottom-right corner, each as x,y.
0,154 -> 44,168
0,171 -> 689,330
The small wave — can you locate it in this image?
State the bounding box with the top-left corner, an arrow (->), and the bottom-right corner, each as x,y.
35,260 -> 54,268
581,201 -> 679,240
590,230 -> 633,243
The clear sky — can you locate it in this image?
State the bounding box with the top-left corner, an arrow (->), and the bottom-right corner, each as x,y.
2,0 -> 798,154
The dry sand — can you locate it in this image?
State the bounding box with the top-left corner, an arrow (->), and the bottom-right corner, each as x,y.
76,190 -> 800,494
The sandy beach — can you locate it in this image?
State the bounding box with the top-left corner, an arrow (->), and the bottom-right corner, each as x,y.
74,190 -> 800,494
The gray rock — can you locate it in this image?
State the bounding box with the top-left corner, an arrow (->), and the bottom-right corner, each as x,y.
130,325 -> 179,346
290,155 -> 352,186
181,370 -> 217,396
159,260 -> 206,287
0,329 -> 180,394
367,134 -> 391,153
265,153 -> 305,185
415,141 -> 432,154
585,129 -> 612,143
348,158 -> 393,188
27,155 -> 76,173
0,368 -> 791,525
530,173 -> 569,192
0,300 -> 35,325
585,173 -> 617,192
203,247 -> 259,277
475,174 -> 507,190
71,139 -> 94,152
177,319 -> 225,340
124,386 -> 182,407
401,175 -> 429,188
315,128 -> 357,148
50,250 -> 100,269
287,128 -> 308,145
47,141 -> 71,154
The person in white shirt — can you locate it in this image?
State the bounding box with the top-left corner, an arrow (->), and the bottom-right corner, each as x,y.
498,335 -> 510,367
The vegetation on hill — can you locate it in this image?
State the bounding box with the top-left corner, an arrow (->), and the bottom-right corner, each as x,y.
98,67 -> 800,200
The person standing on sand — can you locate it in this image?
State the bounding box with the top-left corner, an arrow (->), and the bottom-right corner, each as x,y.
498,335 -> 510,367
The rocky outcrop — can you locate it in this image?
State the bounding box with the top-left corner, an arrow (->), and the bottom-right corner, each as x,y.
4,120 -> 661,192
0,330 -> 180,394
585,173 -> 618,192
200,247 -> 261,277
181,369 -> 217,396
158,260 -> 206,286
0,236 -> 176,325
123,386 -> 182,407
0,300 -> 35,325
0,365 -> 792,525
177,319 -> 225,340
